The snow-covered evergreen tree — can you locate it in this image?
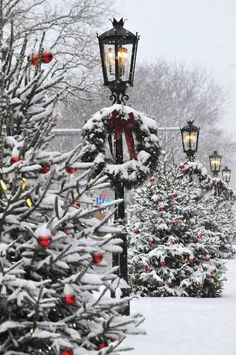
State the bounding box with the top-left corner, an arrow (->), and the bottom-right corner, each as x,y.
128,154 -> 230,298
0,12 -> 144,354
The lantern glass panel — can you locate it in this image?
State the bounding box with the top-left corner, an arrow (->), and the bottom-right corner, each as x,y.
182,131 -> 198,151
210,157 -> 221,172
103,43 -> 132,82
222,167 -> 231,183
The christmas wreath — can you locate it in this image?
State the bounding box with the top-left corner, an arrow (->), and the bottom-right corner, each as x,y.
81,104 -> 161,189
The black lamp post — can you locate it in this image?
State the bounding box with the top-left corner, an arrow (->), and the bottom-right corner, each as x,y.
98,19 -> 139,315
97,18 -> 139,104
180,121 -> 200,161
222,166 -> 231,184
209,151 -> 222,177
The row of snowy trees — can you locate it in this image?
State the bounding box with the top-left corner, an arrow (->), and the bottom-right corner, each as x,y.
128,154 -> 235,298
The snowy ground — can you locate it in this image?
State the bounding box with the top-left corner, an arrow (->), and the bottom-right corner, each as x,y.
126,256 -> 236,355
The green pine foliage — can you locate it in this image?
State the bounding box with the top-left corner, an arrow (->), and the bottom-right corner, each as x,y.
0,22 -> 144,355
128,155 -> 234,298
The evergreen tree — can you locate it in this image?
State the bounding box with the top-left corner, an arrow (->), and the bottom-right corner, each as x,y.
128,155 -> 230,298
0,15 -> 143,355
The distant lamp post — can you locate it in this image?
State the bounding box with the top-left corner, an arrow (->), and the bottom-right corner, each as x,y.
180,121 -> 200,161
209,151 -> 222,177
97,18 -> 139,104
222,166 -> 231,183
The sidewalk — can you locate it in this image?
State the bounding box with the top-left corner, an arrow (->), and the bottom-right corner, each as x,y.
126,257 -> 236,355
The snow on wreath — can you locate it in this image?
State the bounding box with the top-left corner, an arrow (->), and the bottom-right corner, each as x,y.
81,104 -> 161,189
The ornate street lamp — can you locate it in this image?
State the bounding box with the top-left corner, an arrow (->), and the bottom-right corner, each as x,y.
209,151 -> 222,177
97,18 -> 139,104
97,19 -> 139,315
222,166 -> 231,183
180,121 -> 200,161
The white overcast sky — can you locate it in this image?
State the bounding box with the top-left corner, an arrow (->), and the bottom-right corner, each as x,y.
115,0 -> 236,134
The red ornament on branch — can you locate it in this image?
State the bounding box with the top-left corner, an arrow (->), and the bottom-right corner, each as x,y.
159,206 -> 165,212
51,117 -> 57,127
173,192 -> 177,198
91,251 -> 103,264
179,163 -> 185,171
172,220 -> 179,225
71,201 -> 81,208
160,261 -> 166,267
63,226 -> 72,234
29,54 -> 38,66
60,349 -> 73,355
65,167 -> 77,174
133,228 -> 140,234
97,341 -> 108,350
39,164 -> 50,174
144,263 -> 149,271
41,51 -> 53,64
10,156 -> 23,164
196,232 -> 202,240
63,294 -> 75,305
149,177 -> 155,182
167,280 -> 173,288
63,285 -> 75,305
38,235 -> 52,247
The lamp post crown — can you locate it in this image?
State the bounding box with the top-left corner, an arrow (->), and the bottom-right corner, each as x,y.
99,18 -> 137,41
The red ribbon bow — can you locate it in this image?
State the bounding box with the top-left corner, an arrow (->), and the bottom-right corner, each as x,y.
108,110 -> 138,160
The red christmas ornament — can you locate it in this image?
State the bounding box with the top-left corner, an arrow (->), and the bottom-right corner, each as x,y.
65,166 -> 77,174
205,255 -> 211,261
133,228 -> 140,234
159,206 -> 165,212
63,227 -> 72,234
41,51 -> 53,64
63,293 -> 75,305
188,256 -> 194,263
144,263 -> 149,271
167,280 -> 173,288
148,239 -> 155,245
153,199 -> 158,205
173,192 -> 177,198
97,342 -> 108,350
60,349 -> 73,355
149,177 -> 155,182
160,261 -> 166,267
29,54 -> 38,66
51,117 -> 57,127
10,156 -> 22,164
196,232 -> 202,240
71,201 -> 81,208
38,235 -> 52,247
172,220 -> 179,225
39,164 -> 50,174
91,251 -> 103,264
179,163 -> 185,171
